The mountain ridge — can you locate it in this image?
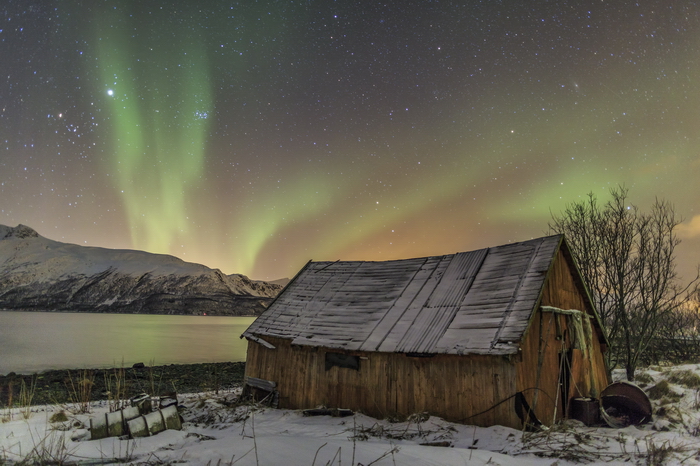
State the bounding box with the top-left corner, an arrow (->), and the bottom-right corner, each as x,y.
0,224 -> 282,316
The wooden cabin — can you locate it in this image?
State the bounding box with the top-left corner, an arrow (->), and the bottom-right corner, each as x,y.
242,235 -> 609,428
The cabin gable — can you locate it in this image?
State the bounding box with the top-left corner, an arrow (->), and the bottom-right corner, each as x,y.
515,246 -> 610,425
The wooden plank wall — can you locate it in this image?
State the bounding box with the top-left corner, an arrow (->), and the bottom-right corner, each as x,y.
245,335 -> 522,428
544,250 -> 610,396
516,249 -> 610,425
515,309 -> 563,425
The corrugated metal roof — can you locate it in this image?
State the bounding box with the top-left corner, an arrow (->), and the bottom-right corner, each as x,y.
244,235 -> 563,355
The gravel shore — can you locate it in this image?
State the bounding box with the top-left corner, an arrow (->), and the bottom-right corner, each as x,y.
0,362 -> 245,407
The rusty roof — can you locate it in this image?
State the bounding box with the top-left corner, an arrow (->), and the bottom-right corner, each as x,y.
244,235 -> 564,355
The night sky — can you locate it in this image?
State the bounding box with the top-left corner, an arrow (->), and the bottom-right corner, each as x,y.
2,1 -> 699,281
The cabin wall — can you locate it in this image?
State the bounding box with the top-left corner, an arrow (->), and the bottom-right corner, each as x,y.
515,308 -> 562,425
245,335 -> 522,428
516,249 -> 610,425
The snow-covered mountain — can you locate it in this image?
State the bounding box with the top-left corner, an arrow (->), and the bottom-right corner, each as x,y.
0,224 -> 283,316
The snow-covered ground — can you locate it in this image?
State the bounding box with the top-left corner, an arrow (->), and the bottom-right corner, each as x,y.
3,365 -> 700,465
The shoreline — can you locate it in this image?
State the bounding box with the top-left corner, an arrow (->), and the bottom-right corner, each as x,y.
0,361 -> 246,407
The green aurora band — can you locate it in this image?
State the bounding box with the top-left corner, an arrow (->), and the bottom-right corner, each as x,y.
95,5 -> 212,255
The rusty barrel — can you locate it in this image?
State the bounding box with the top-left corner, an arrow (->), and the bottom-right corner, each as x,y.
600,381 -> 652,427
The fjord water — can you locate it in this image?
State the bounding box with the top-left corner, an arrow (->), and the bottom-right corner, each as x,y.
0,311 -> 255,375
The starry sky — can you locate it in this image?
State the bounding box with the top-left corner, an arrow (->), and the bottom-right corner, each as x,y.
2,1 -> 699,281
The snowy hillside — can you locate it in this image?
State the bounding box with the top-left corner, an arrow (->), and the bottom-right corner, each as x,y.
0,224 -> 282,316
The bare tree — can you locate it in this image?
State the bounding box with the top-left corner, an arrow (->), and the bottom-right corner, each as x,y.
550,186 -> 698,380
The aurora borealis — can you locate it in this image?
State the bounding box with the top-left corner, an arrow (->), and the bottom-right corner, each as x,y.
2,1 -> 700,281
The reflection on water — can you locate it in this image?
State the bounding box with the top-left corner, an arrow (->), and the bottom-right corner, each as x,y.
0,311 -> 255,375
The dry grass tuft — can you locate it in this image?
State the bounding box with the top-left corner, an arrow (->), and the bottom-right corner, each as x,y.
647,380 -> 677,401
634,372 -> 655,385
666,370 -> 700,389
65,370 -> 95,414
49,411 -> 69,423
19,377 -> 37,419
104,366 -> 127,412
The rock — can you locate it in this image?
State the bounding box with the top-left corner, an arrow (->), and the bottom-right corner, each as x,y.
133,362 -> 145,369
1,224 -> 39,239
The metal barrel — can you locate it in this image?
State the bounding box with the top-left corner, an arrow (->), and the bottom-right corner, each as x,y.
127,405 -> 181,438
90,405 -> 142,440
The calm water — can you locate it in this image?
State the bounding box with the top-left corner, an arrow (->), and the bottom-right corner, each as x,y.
0,311 -> 255,375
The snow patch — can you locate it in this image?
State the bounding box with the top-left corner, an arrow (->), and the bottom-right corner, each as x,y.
3,365 -> 700,465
